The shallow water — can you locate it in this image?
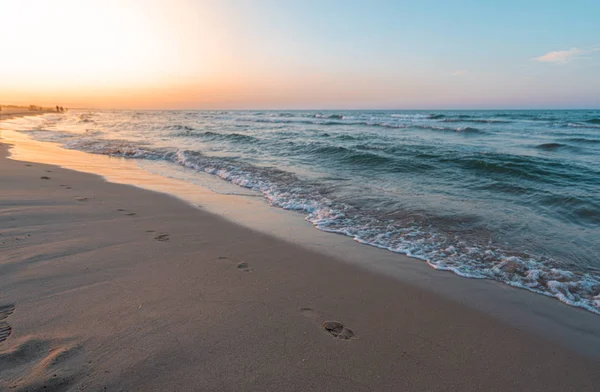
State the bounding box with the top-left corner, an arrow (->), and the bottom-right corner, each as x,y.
2,109 -> 599,313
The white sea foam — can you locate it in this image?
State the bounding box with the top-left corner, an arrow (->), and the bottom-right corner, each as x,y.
3,110 -> 600,315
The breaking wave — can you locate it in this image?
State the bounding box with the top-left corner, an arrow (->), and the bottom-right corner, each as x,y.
3,108 -> 600,315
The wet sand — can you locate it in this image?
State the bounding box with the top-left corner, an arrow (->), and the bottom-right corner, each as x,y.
1,138 -> 600,391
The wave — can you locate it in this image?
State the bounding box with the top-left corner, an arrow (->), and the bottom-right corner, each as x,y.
408,125 -> 486,134
314,113 -> 344,119
447,152 -> 598,188
494,113 -> 558,121
216,133 -> 259,143
452,157 -> 536,178
77,114 -> 95,124
534,142 -> 584,154
536,142 -> 568,150
565,137 -> 600,144
456,127 -> 484,134
167,124 -> 196,131
239,116 -> 489,134
320,120 -> 363,126
429,114 -> 474,119
64,139 -> 171,159
259,112 -> 436,121
586,118 -> 600,124
567,123 -> 600,129
173,130 -> 260,144
444,153 -> 581,184
244,118 -> 317,125
442,118 -> 511,124
369,122 -> 487,134
390,113 -> 432,119
312,132 -> 375,142
331,133 -> 367,141
9,111 -> 600,316
304,144 -> 394,167
371,122 -> 486,134
537,193 -> 600,223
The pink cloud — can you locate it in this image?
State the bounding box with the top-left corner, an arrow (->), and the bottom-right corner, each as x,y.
535,48 -> 581,63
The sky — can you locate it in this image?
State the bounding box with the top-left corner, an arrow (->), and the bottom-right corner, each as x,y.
1,0 -> 599,109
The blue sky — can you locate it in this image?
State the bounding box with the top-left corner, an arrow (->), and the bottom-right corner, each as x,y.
206,0 -> 600,109
3,0 -> 599,109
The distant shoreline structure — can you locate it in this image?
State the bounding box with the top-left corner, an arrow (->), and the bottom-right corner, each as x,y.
0,104 -> 67,113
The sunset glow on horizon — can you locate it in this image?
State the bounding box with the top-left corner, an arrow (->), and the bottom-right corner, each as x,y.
2,0 -> 599,110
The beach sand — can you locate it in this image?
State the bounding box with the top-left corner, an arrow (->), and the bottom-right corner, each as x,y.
1,137 -> 600,391
0,107 -> 52,121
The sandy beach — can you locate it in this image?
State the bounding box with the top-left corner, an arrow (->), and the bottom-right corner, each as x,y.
3,0 -> 599,389
0,107 -> 52,121
1,128 -> 600,391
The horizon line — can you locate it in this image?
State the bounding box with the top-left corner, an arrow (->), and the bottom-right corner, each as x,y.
66,107 -> 600,111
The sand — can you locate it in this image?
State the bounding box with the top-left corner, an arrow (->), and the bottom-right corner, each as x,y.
1,137 -> 600,391
0,107 -> 53,121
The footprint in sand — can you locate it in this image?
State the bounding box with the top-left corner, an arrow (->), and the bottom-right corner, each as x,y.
0,304 -> 15,344
0,337 -> 82,390
40,176 -> 51,180
236,262 -> 253,272
300,307 -> 319,319
216,256 -> 252,271
300,307 -> 357,340
154,234 -> 170,242
75,197 -> 91,202
116,209 -> 136,216
25,164 -> 32,167
322,321 -> 356,340
45,170 -> 52,173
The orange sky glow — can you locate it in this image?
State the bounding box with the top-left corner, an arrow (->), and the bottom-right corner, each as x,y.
2,0 -> 598,109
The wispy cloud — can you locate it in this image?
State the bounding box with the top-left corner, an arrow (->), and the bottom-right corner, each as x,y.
452,70 -> 467,76
534,48 -> 582,63
534,47 -> 600,64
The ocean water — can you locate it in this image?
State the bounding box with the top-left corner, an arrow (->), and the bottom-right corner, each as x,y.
3,109 -> 600,313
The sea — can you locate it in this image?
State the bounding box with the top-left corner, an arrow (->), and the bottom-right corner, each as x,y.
2,109 -> 599,314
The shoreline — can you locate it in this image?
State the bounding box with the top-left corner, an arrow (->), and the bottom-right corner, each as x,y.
1,126 -> 600,389
3,111 -> 599,318
0,107 -> 54,121
2,124 -> 600,352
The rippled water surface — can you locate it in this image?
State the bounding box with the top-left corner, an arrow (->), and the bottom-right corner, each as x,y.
3,109 -> 600,313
